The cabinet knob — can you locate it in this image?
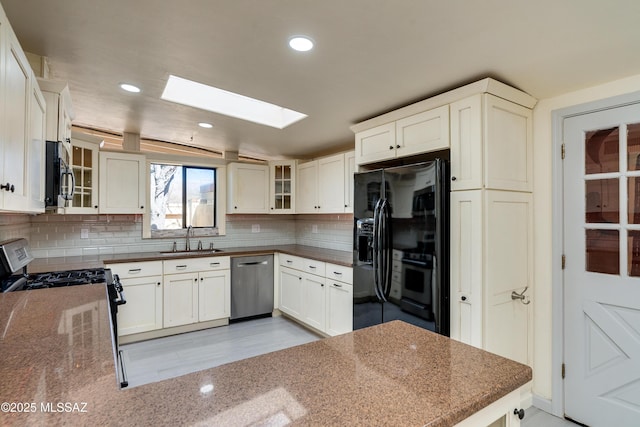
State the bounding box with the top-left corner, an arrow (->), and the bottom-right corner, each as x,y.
157,282 -> 161,286
389,146 -> 394,150
514,408 -> 525,420
271,207 -> 274,210
396,145 -> 400,149
94,205 -> 98,209
235,206 -> 238,209
451,176 -> 457,181
461,295 -> 467,301
140,206 -> 144,209
1,183 -> 14,193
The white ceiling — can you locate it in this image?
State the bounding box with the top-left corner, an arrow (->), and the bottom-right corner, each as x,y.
3,0 -> 640,159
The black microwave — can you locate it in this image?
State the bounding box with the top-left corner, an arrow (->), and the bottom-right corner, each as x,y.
45,141 -> 75,208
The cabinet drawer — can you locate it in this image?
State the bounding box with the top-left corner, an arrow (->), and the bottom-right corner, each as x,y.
279,254 -> 304,270
163,256 -> 230,274
107,261 -> 163,279
391,270 -> 402,284
302,258 -> 325,276
326,263 -> 353,284
392,249 -> 403,261
392,260 -> 402,273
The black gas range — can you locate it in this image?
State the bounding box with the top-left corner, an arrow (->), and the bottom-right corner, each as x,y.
1,268 -> 107,292
0,238 -> 106,292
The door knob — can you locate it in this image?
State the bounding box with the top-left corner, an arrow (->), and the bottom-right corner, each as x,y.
511,287 -> 530,305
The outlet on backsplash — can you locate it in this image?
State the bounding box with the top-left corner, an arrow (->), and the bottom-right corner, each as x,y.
80,229 -> 89,239
252,224 -> 260,233
312,225 -> 318,234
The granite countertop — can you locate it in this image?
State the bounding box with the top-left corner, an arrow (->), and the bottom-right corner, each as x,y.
0,285 -> 531,426
28,245 -> 353,273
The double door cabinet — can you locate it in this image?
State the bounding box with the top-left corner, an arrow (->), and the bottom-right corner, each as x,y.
278,254 -> 353,336
297,152 -> 354,214
0,4 -> 47,213
106,256 -> 231,341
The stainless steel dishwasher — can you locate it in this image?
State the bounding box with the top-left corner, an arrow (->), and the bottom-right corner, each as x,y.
230,255 -> 274,320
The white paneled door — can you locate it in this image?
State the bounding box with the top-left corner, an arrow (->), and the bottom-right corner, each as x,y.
564,103 -> 640,426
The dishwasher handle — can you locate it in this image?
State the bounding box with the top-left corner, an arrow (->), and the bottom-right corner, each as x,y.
236,261 -> 269,267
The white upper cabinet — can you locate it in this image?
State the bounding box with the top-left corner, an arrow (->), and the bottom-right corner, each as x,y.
27,83 -> 46,213
354,122 -> 396,165
317,153 -> 346,213
296,160 -> 318,214
0,4 -> 46,213
268,160 -> 296,214
450,93 -> 533,192
297,153 -> 349,214
37,79 -> 74,156
344,151 -> 355,213
354,105 -> 449,166
66,132 -> 101,213
98,151 -> 146,214
227,162 -> 269,214
396,105 -> 450,157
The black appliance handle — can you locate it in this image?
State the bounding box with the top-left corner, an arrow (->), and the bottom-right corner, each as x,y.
372,199 -> 384,302
380,199 -> 392,301
60,166 -> 75,201
113,274 -> 127,306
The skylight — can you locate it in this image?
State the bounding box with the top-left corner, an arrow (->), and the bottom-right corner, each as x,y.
161,75 -> 307,129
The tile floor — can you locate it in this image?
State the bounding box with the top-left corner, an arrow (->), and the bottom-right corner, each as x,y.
120,315 -> 321,388
121,316 -> 580,426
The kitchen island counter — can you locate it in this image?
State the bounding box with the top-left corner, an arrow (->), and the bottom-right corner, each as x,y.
0,285 -> 531,426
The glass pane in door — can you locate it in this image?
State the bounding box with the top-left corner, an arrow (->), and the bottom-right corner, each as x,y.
585,179 -> 619,223
628,230 -> 640,277
626,123 -> 640,171
585,127 -> 619,174
586,229 -> 619,275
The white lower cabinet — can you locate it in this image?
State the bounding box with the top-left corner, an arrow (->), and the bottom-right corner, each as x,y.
106,261 -> 163,336
163,272 -> 199,328
325,279 -> 353,336
450,190 -> 533,366
107,257 -> 230,340
302,272 -> 326,331
198,269 -> 231,322
279,254 -> 353,336
163,256 -> 231,328
279,267 -> 304,319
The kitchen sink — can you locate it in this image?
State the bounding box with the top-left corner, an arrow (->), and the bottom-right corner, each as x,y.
159,249 -> 224,256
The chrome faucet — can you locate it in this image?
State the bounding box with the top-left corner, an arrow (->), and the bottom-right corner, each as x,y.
185,225 -> 193,251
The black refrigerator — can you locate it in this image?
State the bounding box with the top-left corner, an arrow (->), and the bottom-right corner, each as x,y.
353,159 -> 449,336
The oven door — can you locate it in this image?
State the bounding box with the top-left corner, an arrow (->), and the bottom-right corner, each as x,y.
401,260 -> 432,307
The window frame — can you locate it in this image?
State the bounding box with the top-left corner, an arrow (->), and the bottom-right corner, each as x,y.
142,155 -> 227,239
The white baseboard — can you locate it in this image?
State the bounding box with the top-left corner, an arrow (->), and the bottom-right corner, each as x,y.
531,394 -> 554,415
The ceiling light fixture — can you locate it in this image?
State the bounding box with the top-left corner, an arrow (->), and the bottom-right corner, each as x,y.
198,122 -> 213,129
289,36 -> 314,52
161,75 -> 307,129
120,83 -> 141,93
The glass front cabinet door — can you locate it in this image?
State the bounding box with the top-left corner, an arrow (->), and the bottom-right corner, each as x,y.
66,132 -> 102,213
269,160 -> 296,214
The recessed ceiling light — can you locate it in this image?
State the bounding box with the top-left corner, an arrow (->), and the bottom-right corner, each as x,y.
198,122 -> 213,129
289,36 -> 314,52
161,75 -> 307,129
120,83 -> 141,93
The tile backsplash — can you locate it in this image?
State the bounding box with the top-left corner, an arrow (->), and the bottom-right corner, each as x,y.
1,213 -> 353,258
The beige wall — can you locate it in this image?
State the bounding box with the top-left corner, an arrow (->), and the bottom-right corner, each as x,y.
533,73 -> 640,402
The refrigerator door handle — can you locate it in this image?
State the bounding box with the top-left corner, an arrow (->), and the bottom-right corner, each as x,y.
381,199 -> 391,301
372,199 -> 384,302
